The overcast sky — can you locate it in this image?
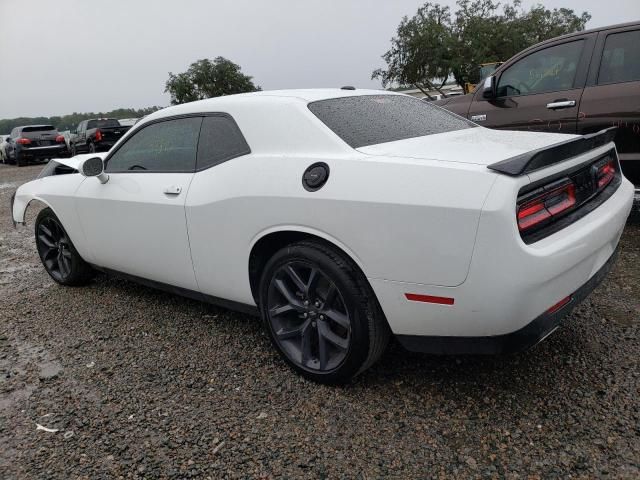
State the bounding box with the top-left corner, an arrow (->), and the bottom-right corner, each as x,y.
0,0 -> 637,119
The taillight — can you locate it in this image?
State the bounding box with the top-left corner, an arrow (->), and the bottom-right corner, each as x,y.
517,182 -> 576,232
16,137 -> 31,145
95,129 -> 102,142
55,135 -> 65,143
596,158 -> 616,189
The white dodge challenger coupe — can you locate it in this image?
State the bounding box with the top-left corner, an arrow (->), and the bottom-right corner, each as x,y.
11,89 -> 635,383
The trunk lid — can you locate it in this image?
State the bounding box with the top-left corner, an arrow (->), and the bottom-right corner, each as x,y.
356,127 -> 576,167
21,126 -> 60,147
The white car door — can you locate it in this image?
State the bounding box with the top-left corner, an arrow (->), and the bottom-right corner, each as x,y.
74,116 -> 203,291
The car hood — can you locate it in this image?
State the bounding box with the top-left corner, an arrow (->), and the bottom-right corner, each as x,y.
356,127 -> 577,166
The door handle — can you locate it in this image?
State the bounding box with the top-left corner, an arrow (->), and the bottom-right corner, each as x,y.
546,100 -> 576,109
163,185 -> 182,195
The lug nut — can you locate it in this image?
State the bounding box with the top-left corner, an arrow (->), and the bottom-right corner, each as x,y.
303,312 -> 308,318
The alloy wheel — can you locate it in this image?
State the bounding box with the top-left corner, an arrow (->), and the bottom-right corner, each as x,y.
36,216 -> 73,282
266,261 -> 351,372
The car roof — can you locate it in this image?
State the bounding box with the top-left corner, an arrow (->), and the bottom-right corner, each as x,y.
149,88 -> 400,119
524,21 -> 640,51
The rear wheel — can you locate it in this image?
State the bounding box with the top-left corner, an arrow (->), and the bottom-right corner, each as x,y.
16,153 -> 27,167
259,241 -> 389,384
88,142 -> 96,153
35,208 -> 94,286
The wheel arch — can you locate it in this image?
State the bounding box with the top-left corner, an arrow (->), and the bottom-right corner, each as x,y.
12,193 -> 57,226
247,227 -> 369,304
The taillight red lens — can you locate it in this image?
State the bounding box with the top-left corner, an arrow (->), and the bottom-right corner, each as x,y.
517,201 -> 551,230
517,183 -> 576,232
16,137 -> 31,145
55,135 -> 65,143
596,160 -> 615,189
95,129 -> 102,141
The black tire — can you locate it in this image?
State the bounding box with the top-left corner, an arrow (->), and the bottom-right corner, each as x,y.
258,241 -> 390,384
88,142 -> 96,154
70,144 -> 77,157
35,208 -> 94,286
16,153 -> 27,167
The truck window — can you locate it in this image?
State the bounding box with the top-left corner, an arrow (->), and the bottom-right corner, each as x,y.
87,119 -> 120,129
496,41 -> 584,97
598,30 -> 640,85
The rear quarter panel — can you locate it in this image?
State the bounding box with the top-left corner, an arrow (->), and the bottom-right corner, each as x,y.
185,153 -> 497,305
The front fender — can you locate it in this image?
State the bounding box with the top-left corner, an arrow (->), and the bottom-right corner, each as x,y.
11,174 -> 93,262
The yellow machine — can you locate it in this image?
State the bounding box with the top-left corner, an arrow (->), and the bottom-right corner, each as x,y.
463,62 -> 503,94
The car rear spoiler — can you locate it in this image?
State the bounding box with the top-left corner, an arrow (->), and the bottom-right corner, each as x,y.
487,127 -> 617,176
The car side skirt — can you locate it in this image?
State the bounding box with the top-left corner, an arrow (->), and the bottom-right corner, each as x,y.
396,248 -> 617,355
92,266 -> 260,317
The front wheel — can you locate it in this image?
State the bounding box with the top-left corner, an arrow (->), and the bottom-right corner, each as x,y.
259,241 -> 390,384
35,208 -> 94,286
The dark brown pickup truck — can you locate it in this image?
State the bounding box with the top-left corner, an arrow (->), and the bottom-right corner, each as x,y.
435,21 -> 640,208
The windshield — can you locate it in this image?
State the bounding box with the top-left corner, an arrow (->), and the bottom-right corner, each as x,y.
308,95 -> 476,148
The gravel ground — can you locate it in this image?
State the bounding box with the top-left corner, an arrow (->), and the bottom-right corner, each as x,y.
1,163 -> 639,479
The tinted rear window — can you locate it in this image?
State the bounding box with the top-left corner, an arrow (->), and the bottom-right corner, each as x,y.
23,125 -> 55,133
308,95 -> 476,148
87,119 -> 120,129
598,30 -> 640,84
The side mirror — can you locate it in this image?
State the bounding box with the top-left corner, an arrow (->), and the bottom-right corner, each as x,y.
482,75 -> 496,99
80,156 -> 109,184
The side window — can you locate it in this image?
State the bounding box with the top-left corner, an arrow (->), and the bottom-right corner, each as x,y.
598,30 -> 640,85
196,115 -> 250,170
105,117 -> 202,173
496,41 -> 584,97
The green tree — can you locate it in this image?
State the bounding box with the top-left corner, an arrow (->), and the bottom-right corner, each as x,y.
373,0 -> 591,90
165,57 -> 261,105
0,107 -> 162,134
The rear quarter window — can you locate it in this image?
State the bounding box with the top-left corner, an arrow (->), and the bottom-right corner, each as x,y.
196,115 -> 250,170
308,95 -> 476,148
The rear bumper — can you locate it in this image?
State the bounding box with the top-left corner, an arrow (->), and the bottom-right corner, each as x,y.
396,248 -> 617,354
371,173 -> 634,341
19,144 -> 68,159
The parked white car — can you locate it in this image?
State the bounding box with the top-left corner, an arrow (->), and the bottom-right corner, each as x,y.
0,135 -> 9,163
10,89 -> 634,382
